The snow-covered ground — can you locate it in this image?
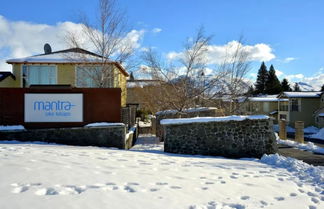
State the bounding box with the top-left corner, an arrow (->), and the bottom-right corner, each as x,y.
0,140 -> 323,209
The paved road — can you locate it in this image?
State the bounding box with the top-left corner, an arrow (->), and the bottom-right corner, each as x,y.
277,144 -> 324,166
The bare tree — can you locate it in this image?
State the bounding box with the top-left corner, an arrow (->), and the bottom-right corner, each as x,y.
141,29 -> 251,114
66,0 -> 135,87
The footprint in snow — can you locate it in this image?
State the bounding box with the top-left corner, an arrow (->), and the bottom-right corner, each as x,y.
155,182 -> 168,186
290,193 -> 298,197
170,186 -> 182,189
274,197 -> 285,201
123,186 -> 136,193
311,197 -> 319,204
309,206 -> 317,209
240,196 -> 250,200
35,188 -> 59,196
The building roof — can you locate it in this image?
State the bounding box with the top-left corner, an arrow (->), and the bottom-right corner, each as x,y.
127,79 -> 161,88
0,72 -> 15,82
6,48 -> 129,76
280,91 -> 322,98
248,94 -> 288,102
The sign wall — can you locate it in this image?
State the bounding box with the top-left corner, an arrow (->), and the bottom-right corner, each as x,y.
24,93 -> 83,122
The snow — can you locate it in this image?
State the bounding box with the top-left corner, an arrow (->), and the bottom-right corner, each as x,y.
0,125 -> 25,131
161,115 -> 269,125
296,82 -> 316,91
277,138 -> 324,154
156,107 -> 217,115
282,92 -> 322,98
310,128 -> 324,140
260,154 -> 323,185
248,95 -> 288,102
84,122 -> 124,127
0,139 -> 323,209
139,120 -> 152,127
7,52 -> 102,63
304,126 -> 320,134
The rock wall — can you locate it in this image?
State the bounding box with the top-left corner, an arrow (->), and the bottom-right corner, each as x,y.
0,125 -> 128,149
155,107 -> 223,141
162,117 -> 277,158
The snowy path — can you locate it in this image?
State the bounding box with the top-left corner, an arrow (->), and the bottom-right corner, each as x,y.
0,141 -> 323,209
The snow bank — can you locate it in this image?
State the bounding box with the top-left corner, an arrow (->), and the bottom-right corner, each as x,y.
161,115 -> 269,125
304,126 -> 320,134
0,125 -> 25,131
310,128 -> 324,140
260,154 -> 324,186
84,122 -> 124,127
277,138 -> 324,154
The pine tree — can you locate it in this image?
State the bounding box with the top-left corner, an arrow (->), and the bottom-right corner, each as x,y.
254,62 -> 268,94
246,85 -> 255,96
321,84 -> 324,91
281,78 -> 292,92
129,72 -> 135,81
265,65 -> 281,94
293,83 -> 301,91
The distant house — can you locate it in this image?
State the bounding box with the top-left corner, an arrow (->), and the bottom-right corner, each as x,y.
244,95 -> 288,122
5,46 -> 129,107
0,72 -> 16,87
277,92 -> 322,127
126,78 -> 161,111
314,92 -> 324,127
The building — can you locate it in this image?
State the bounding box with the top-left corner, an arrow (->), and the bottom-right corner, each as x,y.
244,95 -> 288,122
0,72 -> 16,87
314,92 -> 324,127
4,46 -> 128,106
277,92 -> 322,127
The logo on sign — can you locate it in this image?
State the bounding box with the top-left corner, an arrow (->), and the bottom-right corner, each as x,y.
33,100 -> 76,117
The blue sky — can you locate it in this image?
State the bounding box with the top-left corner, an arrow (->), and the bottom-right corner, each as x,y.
0,0 -> 323,88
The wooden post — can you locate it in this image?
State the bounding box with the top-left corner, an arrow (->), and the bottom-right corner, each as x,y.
279,120 -> 287,140
295,121 -> 304,143
151,117 -> 156,135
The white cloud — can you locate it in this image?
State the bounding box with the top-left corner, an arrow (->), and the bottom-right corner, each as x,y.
0,16 -> 145,71
275,69 -> 284,77
166,40 -> 275,65
283,57 -> 297,63
286,73 -> 304,80
279,68 -> 323,90
152,28 -> 162,33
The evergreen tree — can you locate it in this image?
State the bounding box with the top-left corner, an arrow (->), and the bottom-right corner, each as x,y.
254,62 -> 268,94
265,65 -> 281,94
281,78 -> 292,92
246,85 -> 255,96
321,84 -> 324,91
293,83 -> 301,91
129,72 -> 135,81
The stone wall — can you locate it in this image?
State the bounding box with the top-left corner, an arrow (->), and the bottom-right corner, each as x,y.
161,116 -> 277,158
155,107 -> 223,141
0,125 -> 128,149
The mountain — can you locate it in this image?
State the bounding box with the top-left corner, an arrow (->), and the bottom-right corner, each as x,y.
295,82 -> 315,91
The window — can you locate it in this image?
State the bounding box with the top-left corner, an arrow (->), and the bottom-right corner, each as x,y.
279,102 -> 288,111
290,99 -> 299,112
76,66 -> 114,88
279,114 -> 287,120
25,65 -> 56,86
